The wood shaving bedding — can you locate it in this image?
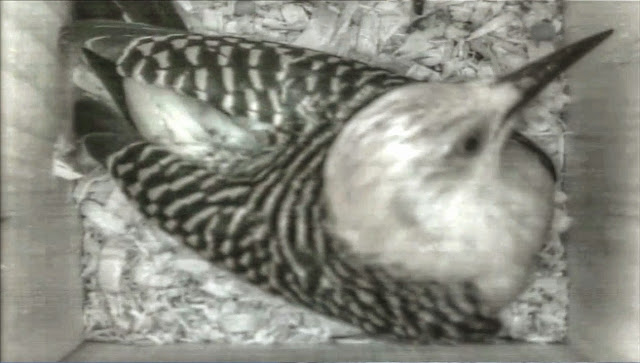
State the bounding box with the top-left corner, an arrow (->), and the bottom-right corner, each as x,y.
55,0 -> 570,345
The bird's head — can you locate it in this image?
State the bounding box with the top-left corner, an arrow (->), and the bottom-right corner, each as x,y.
324,30 -> 612,310
325,81 -> 521,184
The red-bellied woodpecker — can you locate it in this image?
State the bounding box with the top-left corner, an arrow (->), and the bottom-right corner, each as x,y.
60,20 -> 612,343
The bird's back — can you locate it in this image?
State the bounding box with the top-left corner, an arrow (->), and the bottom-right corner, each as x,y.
63,20 -> 414,146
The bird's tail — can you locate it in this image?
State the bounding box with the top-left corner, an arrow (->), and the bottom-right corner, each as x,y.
73,0 -> 187,30
59,19 -> 185,63
60,0 -> 188,63
61,1 -> 189,166
73,96 -> 139,167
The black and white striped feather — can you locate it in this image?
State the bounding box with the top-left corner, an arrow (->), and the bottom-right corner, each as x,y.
62,20 -> 414,145
101,121 -> 501,343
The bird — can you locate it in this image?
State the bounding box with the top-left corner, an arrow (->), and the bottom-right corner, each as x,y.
59,15 -> 613,343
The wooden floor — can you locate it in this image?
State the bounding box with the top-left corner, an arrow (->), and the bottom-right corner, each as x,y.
64,342 -> 581,362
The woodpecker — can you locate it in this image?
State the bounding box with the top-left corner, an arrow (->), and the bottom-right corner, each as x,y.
60,20 -> 612,343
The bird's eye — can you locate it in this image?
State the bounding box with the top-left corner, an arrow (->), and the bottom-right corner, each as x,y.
455,129 -> 484,156
463,135 -> 480,153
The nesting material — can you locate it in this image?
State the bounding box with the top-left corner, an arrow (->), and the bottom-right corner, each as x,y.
55,0 -> 571,344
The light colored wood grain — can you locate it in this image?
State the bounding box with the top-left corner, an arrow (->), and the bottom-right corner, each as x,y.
0,1 -> 84,362
564,1 -> 640,361
63,341 -> 581,362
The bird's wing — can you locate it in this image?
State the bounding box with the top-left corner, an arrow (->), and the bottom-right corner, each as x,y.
60,20 -> 414,142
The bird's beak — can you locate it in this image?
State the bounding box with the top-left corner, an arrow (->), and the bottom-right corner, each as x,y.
480,29 -> 613,178
497,29 -> 613,120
